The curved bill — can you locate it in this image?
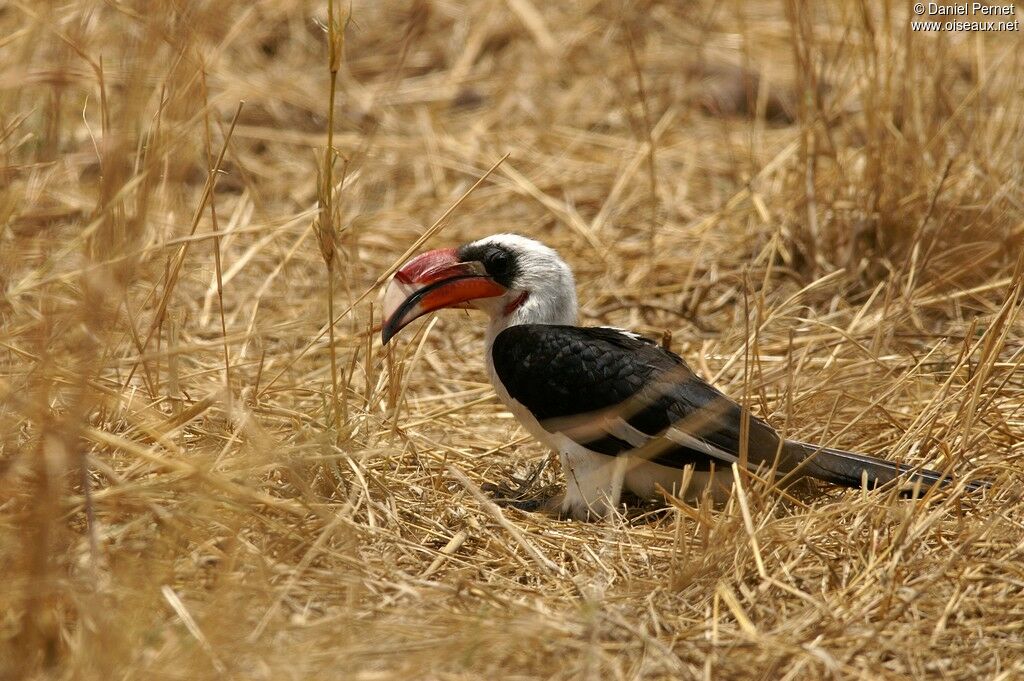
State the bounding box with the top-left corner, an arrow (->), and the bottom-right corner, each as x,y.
380,247 -> 507,344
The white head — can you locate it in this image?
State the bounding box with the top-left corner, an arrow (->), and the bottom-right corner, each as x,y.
380,233 -> 578,345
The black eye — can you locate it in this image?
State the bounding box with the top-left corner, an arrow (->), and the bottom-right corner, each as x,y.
484,248 -> 511,276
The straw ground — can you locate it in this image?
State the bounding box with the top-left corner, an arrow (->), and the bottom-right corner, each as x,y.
1,1 -> 1022,678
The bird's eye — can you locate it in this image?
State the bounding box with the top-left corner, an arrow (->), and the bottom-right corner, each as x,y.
484,248 -> 511,276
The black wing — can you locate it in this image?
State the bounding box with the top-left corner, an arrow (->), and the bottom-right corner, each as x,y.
490,325 -> 785,471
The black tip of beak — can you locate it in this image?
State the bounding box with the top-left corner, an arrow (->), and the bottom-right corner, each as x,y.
380,318 -> 399,346
382,313 -> 405,346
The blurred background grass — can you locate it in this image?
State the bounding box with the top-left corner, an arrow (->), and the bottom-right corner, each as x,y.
1,1 -> 1023,678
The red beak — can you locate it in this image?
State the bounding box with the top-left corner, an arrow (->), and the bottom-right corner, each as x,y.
380,247 -> 507,344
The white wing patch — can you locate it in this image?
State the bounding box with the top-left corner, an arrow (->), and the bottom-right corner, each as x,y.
597,326 -> 651,343
665,427 -> 739,465
607,417 -> 650,447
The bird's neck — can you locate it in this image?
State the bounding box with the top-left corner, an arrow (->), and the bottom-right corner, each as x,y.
484,289 -> 578,350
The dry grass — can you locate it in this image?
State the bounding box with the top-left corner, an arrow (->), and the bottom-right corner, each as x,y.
2,0 -> 1023,678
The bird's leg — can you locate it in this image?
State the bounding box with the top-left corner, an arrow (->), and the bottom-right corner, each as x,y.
481,450 -> 628,521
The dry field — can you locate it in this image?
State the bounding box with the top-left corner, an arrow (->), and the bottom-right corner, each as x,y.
2,0 -> 1023,678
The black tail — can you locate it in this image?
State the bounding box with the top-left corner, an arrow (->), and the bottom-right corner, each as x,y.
784,440 -> 988,494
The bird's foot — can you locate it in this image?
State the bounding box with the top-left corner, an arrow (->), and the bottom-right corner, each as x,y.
493,497 -> 548,513
482,460 -> 559,514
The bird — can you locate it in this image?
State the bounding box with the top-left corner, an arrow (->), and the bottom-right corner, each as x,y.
380,233 -> 982,520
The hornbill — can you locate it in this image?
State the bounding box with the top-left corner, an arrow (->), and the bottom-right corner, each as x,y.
380,234 -> 981,520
